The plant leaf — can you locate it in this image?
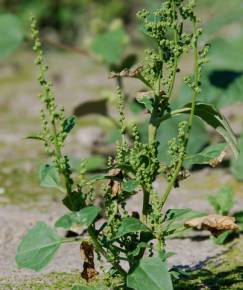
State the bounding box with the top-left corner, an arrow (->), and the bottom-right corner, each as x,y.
208,186 -> 235,215
63,115 -> 76,134
127,257 -> 173,290
231,133 -> 243,181
165,208 -> 206,222
122,179 -> 139,192
91,27 -> 128,64
62,191 -> 84,211
183,103 -> 239,158
185,143 -> 227,167
212,230 -> 233,245
55,206 -> 101,229
0,14 -> 24,58
39,164 -> 61,190
16,222 -> 63,271
114,217 -> 150,239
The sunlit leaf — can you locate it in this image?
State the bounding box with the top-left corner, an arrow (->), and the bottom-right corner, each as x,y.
55,206 -> 101,229
16,222 -> 63,271
39,164 -> 61,190
127,257 -> 173,290
185,143 -> 227,167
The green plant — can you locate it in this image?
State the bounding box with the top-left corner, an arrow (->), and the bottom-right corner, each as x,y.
16,1 -> 240,289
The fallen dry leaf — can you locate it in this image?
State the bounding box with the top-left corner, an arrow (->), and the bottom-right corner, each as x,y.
80,241 -> 98,282
185,214 -> 239,236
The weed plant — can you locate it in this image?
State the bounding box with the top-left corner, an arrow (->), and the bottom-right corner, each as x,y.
16,1 -> 240,289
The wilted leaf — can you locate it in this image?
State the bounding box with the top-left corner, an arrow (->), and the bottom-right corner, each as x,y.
0,14 -> 24,57
108,168 -> 123,197
208,186 -> 235,215
80,241 -> 98,282
16,222 -> 63,271
127,257 -> 173,290
185,214 -> 239,236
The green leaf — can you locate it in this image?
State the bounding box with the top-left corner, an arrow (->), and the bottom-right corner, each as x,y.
62,191 -> 84,211
39,164 -> 61,190
128,242 -> 148,257
114,217 -> 150,239
122,179 -> 139,192
208,38 -> 243,71
91,27 -> 128,64
212,230 -> 233,245
217,74 -> 243,107
183,103 -> 239,158
127,257 -> 173,290
0,14 -> 24,58
185,143 -> 227,166
63,116 -> 76,134
136,95 -> 153,113
231,133 -> 243,181
16,222 -> 63,271
26,135 -> 45,141
84,155 -> 106,172
203,9 -> 243,36
55,206 -> 101,229
165,208 -> 205,222
208,186 -> 235,215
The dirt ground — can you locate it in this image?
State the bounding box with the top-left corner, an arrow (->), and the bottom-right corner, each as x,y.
0,51 -> 243,289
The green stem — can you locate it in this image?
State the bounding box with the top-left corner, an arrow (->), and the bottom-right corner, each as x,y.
160,21 -> 200,210
52,120 -> 72,194
88,227 -> 126,278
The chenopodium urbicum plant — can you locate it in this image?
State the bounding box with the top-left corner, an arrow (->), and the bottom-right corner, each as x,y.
16,1 -> 240,289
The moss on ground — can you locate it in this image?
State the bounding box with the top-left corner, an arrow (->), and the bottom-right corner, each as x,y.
0,271 -> 108,290
174,238 -> 243,290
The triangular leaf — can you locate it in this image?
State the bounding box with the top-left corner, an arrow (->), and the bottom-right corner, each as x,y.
39,164 -> 61,190
127,257 -> 173,290
16,222 -> 63,271
185,143 -> 227,166
114,217 -> 150,239
55,206 -> 101,229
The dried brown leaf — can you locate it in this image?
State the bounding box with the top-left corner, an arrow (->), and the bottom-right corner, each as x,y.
185,214 -> 239,236
80,241 -> 98,282
108,168 -> 123,198
110,65 -> 143,79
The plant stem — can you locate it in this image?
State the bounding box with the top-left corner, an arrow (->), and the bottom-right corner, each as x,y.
160,21 -> 200,210
88,226 -> 127,278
